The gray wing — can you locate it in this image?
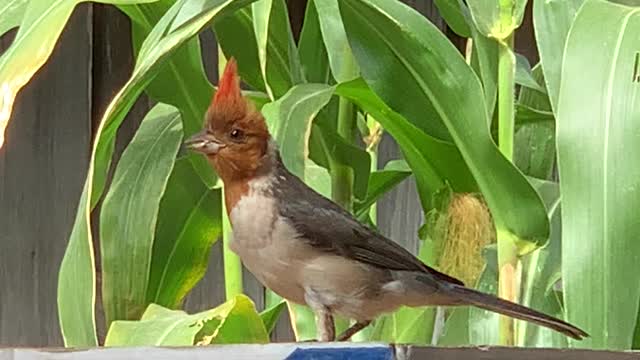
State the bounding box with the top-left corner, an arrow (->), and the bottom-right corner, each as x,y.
274,168 -> 464,286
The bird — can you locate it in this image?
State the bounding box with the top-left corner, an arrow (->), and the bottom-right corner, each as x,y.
185,57 -> 588,342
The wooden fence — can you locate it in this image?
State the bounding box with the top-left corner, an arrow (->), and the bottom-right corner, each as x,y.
0,0 -> 538,346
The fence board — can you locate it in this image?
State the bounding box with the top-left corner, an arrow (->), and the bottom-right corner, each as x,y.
0,5 -> 93,346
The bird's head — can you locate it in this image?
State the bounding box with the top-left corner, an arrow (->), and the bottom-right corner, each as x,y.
185,58 -> 272,183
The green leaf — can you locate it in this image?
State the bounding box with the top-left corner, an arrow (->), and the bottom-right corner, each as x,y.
57,0 -> 257,347
313,0 -> 360,82
518,179 -> 567,347
260,300 -> 287,335
106,304 -> 211,346
262,83 -> 335,177
468,246 -> 500,345
146,158 -> 222,309
303,4 -> 342,120
438,307 -> 470,345
470,28 -> 499,121
119,0 -> 217,187
339,0 -> 549,248
518,65 -> 552,113
533,0 -> 585,113
367,314 -> 395,342
523,290 -> 569,348
438,247 -> 500,346
514,65 -> 555,179
634,306 -> 640,349
285,302 -> 317,341
394,307 -> 436,344
433,0 -> 471,38
0,0 -> 28,35
309,123 -> 371,201
354,160 -> 412,220
208,297 -> 270,345
297,0 -> 341,137
221,187 -> 242,300
527,177 -> 560,212
298,0 -> 331,84
252,0 -> 303,99
57,185 -> 96,346
515,53 -> 546,93
515,104 -> 554,125
214,7 -> 266,92
305,160 -> 333,196
100,104 -> 183,325
514,123 -> 555,180
0,0 -> 158,148
556,0 -> 640,349
336,79 -> 476,211
105,295 -> 268,346
466,0 -> 527,40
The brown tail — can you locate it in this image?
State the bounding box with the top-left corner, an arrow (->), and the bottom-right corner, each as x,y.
449,284 -> 588,340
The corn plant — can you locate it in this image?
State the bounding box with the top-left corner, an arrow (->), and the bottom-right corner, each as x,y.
0,0 -> 638,350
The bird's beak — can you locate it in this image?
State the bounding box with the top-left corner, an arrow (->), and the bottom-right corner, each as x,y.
184,130 -> 226,155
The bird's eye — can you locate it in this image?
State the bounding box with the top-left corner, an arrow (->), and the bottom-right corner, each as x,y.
229,129 -> 244,141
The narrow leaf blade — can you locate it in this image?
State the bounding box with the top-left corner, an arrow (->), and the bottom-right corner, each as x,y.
253,0 -> 303,99
100,104 -> 183,324
533,0 -> 585,113
313,0 -> 360,82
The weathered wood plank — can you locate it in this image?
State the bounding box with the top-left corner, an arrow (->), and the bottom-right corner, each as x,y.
0,4 -> 93,346
377,134 -> 425,255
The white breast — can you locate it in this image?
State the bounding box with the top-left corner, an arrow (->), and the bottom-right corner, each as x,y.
228,190 -> 277,249
228,176 -> 309,304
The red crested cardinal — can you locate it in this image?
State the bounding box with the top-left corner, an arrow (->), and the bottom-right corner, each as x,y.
185,58 -> 588,342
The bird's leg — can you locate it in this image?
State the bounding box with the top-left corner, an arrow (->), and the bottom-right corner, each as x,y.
305,289 -> 336,342
336,320 -> 372,341
315,308 -> 335,342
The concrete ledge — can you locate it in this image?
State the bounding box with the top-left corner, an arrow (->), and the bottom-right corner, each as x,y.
0,344 -> 638,360
397,346 -> 640,360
